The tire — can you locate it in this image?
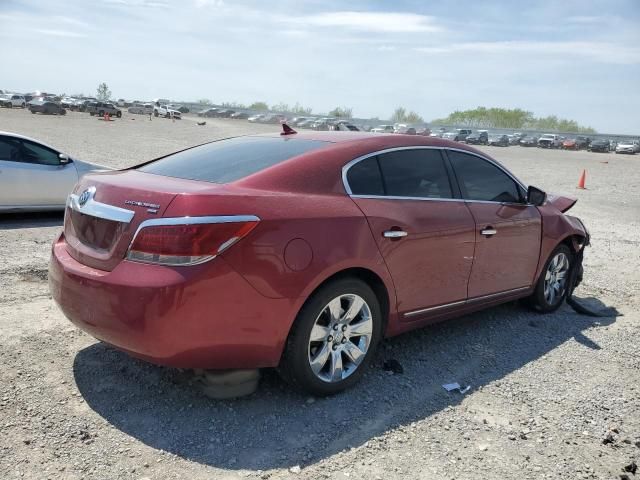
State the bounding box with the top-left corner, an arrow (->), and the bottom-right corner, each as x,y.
98,110 -> 104,117
21,103 -> 26,108
89,112 -> 95,116
60,109 -> 66,116
116,111 -> 122,118
524,244 -> 573,313
154,110 -> 159,117
30,109 -> 35,114
279,277 -> 383,396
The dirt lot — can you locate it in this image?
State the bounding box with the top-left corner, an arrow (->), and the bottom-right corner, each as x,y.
0,108 -> 639,480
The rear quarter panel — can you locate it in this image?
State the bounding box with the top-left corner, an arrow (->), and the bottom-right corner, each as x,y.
167,191 -> 395,297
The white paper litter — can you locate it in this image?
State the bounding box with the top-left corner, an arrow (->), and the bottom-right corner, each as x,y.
442,382 -> 471,394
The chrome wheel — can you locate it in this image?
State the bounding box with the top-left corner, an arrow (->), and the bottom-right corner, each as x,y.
307,294 -> 373,383
543,252 -> 570,305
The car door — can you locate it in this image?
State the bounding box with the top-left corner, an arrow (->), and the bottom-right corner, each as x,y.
447,149 -> 541,298
346,148 -> 476,319
0,136 -> 78,207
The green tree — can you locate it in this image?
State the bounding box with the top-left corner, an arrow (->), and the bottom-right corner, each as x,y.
96,82 -> 112,102
271,101 -> 290,112
198,98 -> 212,105
250,101 -> 269,111
391,106 -> 407,123
405,111 -> 424,123
221,101 -> 246,108
328,106 -> 353,118
291,102 -> 313,115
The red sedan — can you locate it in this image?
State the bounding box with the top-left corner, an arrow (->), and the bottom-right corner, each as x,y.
49,130 -> 589,395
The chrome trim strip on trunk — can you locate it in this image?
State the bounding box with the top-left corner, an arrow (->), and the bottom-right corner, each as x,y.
404,286 -> 531,318
67,188 -> 135,223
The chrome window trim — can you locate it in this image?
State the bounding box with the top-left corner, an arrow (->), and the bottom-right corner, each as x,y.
341,145 -> 527,203
126,215 -> 260,266
67,188 -> 135,223
351,194 -> 464,203
404,286 -> 530,318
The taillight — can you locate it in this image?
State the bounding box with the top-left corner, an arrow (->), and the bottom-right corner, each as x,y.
126,216 -> 259,266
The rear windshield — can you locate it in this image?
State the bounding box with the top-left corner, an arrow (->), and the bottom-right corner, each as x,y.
138,136 -> 328,183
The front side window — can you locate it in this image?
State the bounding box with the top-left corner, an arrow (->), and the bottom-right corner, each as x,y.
448,150 -> 522,203
20,140 -> 61,166
378,149 -> 453,199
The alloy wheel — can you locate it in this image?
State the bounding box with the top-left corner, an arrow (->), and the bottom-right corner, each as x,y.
543,252 -> 570,305
307,294 -> 373,383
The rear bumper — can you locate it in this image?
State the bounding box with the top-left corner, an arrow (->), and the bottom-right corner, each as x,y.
49,233 -> 297,369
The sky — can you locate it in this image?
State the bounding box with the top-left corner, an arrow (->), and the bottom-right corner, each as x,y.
0,0 -> 639,134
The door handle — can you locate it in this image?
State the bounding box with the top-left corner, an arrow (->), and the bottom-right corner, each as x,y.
383,230 -> 408,238
481,227 -> 497,236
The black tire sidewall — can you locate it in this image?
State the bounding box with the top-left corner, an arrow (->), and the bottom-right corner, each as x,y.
280,278 -> 383,396
528,244 -> 573,313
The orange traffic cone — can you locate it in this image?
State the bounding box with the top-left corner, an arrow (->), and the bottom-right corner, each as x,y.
577,170 -> 586,189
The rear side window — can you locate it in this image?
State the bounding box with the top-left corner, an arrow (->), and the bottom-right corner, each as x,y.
138,136 -> 328,183
448,150 -> 522,203
346,156 -> 384,195
378,149 -> 453,198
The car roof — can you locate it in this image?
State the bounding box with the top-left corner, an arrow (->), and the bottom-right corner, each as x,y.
236,131 -> 502,195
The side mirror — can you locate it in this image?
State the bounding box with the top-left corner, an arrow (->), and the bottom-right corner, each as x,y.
59,153 -> 71,164
527,185 -> 547,206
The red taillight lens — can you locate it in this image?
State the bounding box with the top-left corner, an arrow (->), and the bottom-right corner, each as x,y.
127,219 -> 258,266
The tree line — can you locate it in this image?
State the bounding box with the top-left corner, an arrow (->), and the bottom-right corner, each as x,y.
431,107 -> 596,134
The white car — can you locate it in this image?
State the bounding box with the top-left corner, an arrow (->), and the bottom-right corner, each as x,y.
1,94 -> 27,108
128,102 -> 154,115
153,104 -> 181,119
371,125 -> 395,133
0,131 -> 110,212
615,140 -> 640,154
537,134 -> 563,149
60,97 -> 77,108
248,114 -> 265,122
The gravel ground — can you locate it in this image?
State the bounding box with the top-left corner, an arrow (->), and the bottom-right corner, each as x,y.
0,108 -> 639,480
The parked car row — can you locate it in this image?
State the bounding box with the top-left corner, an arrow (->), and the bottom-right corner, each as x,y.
428,128 -> 637,153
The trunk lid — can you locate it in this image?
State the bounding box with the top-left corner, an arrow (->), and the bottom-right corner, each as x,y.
64,170 -> 218,271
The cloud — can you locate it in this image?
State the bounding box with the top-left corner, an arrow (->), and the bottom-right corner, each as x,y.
567,15 -> 603,24
103,0 -> 169,8
284,11 -> 443,33
414,41 -> 640,65
32,29 -> 88,38
194,0 -> 224,7
52,15 -> 89,28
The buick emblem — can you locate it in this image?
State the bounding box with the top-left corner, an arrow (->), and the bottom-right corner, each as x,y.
78,186 -> 95,207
